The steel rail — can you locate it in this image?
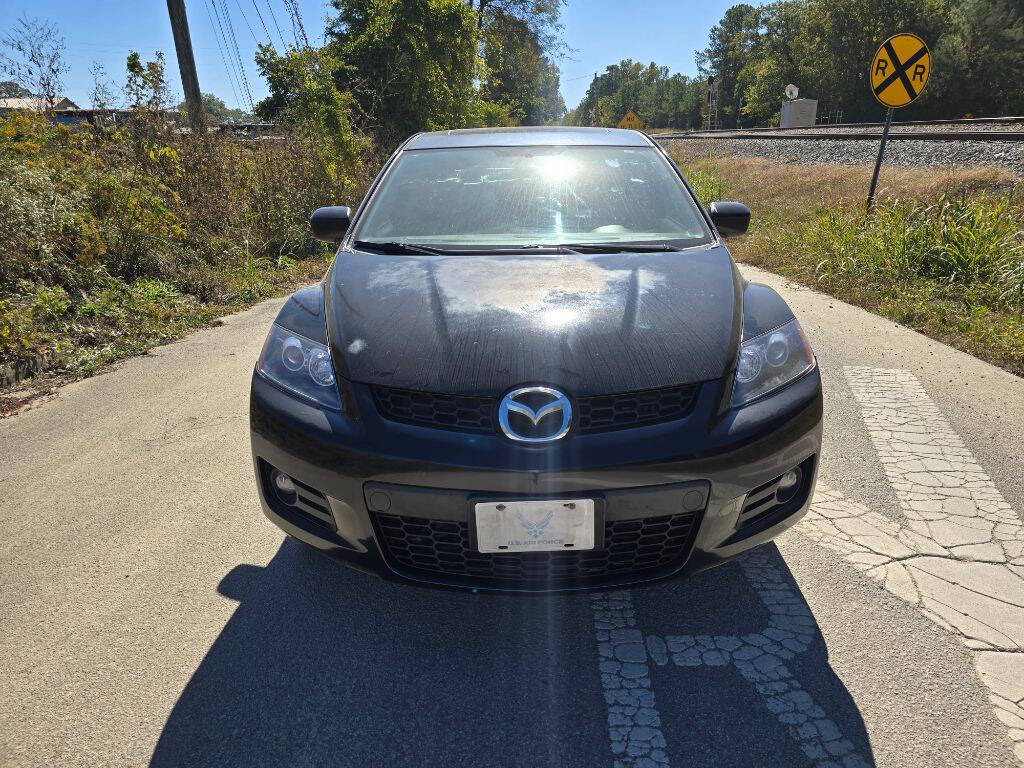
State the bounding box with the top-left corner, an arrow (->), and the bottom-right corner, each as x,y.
655,130 -> 1024,142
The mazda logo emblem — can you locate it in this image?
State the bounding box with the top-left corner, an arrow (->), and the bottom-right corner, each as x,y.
498,386 -> 572,443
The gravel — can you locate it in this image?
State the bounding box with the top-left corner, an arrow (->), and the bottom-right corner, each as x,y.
658,137 -> 1024,178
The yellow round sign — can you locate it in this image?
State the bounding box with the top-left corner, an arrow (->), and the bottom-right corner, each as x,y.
870,33 -> 931,108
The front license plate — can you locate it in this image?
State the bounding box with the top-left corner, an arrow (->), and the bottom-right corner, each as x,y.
475,499 -> 595,553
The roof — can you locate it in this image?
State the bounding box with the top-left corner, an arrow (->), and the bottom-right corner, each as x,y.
0,96 -> 80,111
404,126 -> 654,150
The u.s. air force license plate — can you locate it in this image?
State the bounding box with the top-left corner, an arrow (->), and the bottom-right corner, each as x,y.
474,499 -> 595,553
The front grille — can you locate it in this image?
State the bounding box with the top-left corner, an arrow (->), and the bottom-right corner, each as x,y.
373,511 -> 701,584
372,387 -> 495,433
371,383 -> 700,434
576,384 -> 699,432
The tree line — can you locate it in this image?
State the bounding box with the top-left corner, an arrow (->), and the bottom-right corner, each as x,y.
698,0 -> 1024,128
569,0 -> 1023,129
254,0 -> 566,148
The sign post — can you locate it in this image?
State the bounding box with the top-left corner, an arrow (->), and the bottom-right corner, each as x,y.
866,107 -> 894,213
866,33 -> 931,212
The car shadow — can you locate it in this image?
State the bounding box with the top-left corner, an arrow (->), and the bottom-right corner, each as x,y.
150,539 -> 874,768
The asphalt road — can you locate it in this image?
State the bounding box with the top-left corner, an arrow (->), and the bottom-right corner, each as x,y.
2,263 -> 1023,768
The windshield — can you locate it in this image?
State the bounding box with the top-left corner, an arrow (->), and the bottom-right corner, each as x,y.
353,145 -> 712,248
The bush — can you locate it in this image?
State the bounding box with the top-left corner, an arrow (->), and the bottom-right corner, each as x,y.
0,112 -> 373,373
768,194 -> 1024,309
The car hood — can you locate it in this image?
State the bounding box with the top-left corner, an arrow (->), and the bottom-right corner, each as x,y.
325,246 -> 742,397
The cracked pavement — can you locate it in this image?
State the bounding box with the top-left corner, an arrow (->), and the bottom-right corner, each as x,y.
2,263 -> 1024,767
799,366 -> 1024,761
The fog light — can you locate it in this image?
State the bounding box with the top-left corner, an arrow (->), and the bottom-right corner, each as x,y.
271,469 -> 297,505
776,468 -> 802,504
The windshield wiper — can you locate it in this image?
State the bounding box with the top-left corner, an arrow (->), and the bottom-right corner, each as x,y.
541,242 -> 685,253
353,240 -> 459,256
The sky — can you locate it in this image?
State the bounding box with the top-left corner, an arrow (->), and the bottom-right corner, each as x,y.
0,0 -> 742,113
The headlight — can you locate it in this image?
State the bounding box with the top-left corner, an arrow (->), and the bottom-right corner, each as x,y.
731,318 -> 814,407
257,323 -> 342,410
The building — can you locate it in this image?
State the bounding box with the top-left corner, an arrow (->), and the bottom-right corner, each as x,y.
0,96 -> 80,114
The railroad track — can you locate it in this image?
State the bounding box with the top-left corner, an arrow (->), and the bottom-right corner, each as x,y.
654,116 -> 1024,142
657,130 -> 1024,142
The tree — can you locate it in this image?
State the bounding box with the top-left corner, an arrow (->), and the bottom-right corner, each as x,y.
465,0 -> 566,54
569,60 -> 703,129
696,4 -> 761,128
0,15 -> 69,108
0,80 -> 31,98
326,0 -> 482,144
125,51 -> 172,111
179,92 -> 251,124
694,0 -> 1024,126
482,11 -> 565,124
254,44 -> 365,171
89,62 -> 117,110
928,0 -> 1024,117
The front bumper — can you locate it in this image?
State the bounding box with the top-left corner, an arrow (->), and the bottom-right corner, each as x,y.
250,368 -> 823,593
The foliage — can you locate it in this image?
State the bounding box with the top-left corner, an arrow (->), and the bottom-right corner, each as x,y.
125,51 -> 171,110
467,0 -> 566,53
179,93 -> 252,124
0,111 -> 371,376
697,0 -> 1024,127
0,80 -> 32,98
482,11 -> 565,124
670,148 -> 1024,376
326,0 -> 484,144
253,44 -> 367,173
569,60 -> 704,129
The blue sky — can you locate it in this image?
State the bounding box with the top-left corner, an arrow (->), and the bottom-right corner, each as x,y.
0,0 -> 741,112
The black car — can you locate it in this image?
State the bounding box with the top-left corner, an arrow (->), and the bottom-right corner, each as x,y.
250,126 -> 822,593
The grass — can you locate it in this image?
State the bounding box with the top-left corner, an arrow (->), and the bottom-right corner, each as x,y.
668,145 -> 1024,377
0,112 -> 372,412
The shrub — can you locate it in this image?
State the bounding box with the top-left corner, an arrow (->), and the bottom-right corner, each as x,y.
0,111 -> 373,373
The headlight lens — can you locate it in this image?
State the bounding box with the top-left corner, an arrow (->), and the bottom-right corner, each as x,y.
731,318 -> 814,407
257,324 -> 342,410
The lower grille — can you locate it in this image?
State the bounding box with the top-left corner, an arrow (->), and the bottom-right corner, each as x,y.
738,455 -> 816,529
372,511 -> 701,584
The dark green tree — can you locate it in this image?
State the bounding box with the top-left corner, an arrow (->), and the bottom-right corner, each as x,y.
482,11 -> 565,124
326,0 -> 482,144
178,93 -> 252,124
0,79 -> 32,98
696,4 -> 762,127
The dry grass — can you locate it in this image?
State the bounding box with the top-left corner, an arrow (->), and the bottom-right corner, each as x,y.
668,146 -> 1024,377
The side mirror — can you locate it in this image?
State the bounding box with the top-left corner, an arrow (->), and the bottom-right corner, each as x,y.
310,206 -> 352,243
709,201 -> 751,237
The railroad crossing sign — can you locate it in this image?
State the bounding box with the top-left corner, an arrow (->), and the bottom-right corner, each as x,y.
870,33 -> 931,108
866,33 -> 932,213
617,109 -> 644,130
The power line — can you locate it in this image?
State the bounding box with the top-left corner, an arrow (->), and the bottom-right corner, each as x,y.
232,0 -> 261,46
217,0 -> 255,110
264,0 -> 289,50
204,0 -> 242,109
249,0 -> 275,47
282,0 -> 310,49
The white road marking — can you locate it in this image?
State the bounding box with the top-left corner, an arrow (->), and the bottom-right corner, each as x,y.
799,367 -> 1024,763
592,591 -> 670,767
593,550 -> 871,767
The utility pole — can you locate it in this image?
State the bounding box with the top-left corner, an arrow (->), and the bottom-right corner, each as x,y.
166,0 -> 205,130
